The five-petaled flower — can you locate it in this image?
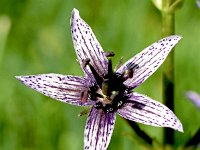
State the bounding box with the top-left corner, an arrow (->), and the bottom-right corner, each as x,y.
16,8 -> 183,150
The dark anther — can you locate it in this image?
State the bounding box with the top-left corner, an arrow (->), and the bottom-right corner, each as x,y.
80,90 -> 88,103
120,62 -> 139,82
105,52 -> 115,57
94,102 -> 103,109
121,69 -> 133,82
127,69 -> 133,78
82,58 -> 90,68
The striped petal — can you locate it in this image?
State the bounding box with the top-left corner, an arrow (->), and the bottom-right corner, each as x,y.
116,35 -> 182,89
70,8 -> 108,80
84,107 -> 116,150
117,92 -> 183,132
16,73 -> 94,106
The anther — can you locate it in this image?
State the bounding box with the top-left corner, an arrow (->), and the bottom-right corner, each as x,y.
121,69 -> 133,81
82,58 -> 90,68
80,90 -> 89,103
120,63 -> 139,82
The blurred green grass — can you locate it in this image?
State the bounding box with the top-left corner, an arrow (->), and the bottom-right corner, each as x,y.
0,0 -> 200,149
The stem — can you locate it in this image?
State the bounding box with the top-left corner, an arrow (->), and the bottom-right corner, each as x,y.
162,0 -> 175,145
185,128 -> 200,147
126,120 -> 153,145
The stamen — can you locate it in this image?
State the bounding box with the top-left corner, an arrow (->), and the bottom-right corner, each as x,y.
81,90 -> 89,103
82,58 -> 90,68
104,51 -> 115,57
121,69 -> 134,81
83,58 -> 103,86
102,59 -> 113,96
120,62 -> 139,82
107,59 -> 113,78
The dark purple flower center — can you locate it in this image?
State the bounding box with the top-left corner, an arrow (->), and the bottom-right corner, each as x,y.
83,53 -> 139,113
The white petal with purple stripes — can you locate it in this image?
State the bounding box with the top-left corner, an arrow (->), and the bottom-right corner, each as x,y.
16,73 -> 94,106
71,8 -> 108,79
117,35 -> 182,89
84,107 -> 116,150
117,92 -> 183,132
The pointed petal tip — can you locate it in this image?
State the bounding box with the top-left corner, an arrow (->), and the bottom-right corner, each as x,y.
163,35 -> 182,41
177,122 -> 184,133
167,35 -> 182,41
71,8 -> 79,17
15,75 -> 23,81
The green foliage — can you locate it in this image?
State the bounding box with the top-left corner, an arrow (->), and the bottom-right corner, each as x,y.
0,0 -> 200,149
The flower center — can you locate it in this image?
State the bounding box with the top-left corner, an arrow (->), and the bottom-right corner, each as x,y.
83,54 -> 139,113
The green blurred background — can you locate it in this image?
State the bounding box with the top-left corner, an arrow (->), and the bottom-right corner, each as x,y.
0,0 -> 200,149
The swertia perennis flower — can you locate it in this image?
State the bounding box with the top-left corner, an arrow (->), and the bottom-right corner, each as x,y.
16,8 -> 183,150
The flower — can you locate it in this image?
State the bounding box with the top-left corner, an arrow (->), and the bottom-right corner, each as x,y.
186,91 -> 200,108
196,0 -> 200,8
16,8 -> 183,150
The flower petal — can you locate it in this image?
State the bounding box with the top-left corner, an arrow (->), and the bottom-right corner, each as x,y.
70,8 -> 108,79
117,92 -> 183,132
84,107 -> 116,150
16,73 -> 94,106
116,35 -> 182,89
186,91 -> 200,108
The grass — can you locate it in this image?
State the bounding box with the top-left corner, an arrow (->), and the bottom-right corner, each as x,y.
0,0 -> 200,149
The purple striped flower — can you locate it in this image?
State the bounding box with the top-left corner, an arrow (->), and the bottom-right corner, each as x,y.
16,8 -> 183,150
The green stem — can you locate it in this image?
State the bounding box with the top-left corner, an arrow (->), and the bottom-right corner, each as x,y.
126,120 -> 153,145
162,0 -> 175,145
